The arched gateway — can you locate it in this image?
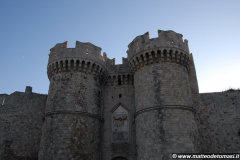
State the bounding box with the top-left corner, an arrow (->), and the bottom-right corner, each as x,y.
112,157 -> 128,160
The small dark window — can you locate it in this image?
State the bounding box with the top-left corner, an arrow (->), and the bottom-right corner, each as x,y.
238,129 -> 240,136
119,94 -> 122,98
118,79 -> 121,85
118,75 -> 121,85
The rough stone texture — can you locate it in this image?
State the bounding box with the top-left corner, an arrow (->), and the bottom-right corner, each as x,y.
130,36 -> 199,159
0,30 -> 240,160
39,115 -> 100,160
136,110 -> 198,159
102,62 -> 135,160
198,90 -> 240,153
0,89 -> 47,160
39,44 -> 102,160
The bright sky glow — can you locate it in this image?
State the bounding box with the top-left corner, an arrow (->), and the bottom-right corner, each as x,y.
0,0 -> 239,94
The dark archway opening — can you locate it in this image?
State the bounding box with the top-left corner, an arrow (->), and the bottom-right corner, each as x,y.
112,157 -> 128,160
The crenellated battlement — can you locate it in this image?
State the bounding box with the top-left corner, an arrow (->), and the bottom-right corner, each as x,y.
47,41 -> 108,79
106,73 -> 134,86
47,31 -> 192,79
105,61 -> 134,86
49,41 -> 107,64
127,30 -> 191,71
127,30 -> 189,58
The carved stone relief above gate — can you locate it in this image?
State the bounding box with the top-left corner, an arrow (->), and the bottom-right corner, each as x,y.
112,105 -> 129,143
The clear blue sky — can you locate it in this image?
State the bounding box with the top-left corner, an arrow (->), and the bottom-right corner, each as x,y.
0,0 -> 240,94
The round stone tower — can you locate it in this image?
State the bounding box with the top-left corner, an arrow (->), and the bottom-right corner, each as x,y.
38,41 -> 106,160
127,30 -> 199,160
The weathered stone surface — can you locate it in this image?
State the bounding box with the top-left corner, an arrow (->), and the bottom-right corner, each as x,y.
198,90 -> 240,153
38,115 -> 100,160
0,90 -> 47,160
39,69 -> 103,159
130,38 -> 199,159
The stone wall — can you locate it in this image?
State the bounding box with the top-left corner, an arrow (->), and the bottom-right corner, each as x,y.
0,88 -> 47,160
198,90 -> 240,153
39,71 -> 103,160
102,63 -> 135,160
1,88 -> 240,159
133,63 -> 199,160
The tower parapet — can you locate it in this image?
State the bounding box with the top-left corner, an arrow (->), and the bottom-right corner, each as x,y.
47,41 -> 107,79
127,30 -> 191,71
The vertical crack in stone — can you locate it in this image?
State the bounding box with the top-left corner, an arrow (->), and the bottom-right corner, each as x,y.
152,65 -> 167,159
